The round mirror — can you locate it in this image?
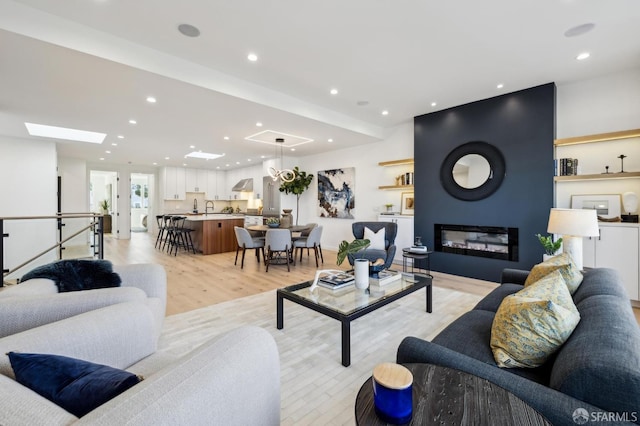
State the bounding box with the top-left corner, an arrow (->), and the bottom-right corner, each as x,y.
440,141 -> 505,201
452,154 -> 491,189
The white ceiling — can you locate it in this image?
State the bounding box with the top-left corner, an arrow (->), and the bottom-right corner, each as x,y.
1,0 -> 639,170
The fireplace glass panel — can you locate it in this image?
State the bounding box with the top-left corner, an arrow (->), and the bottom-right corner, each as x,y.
435,224 -> 518,261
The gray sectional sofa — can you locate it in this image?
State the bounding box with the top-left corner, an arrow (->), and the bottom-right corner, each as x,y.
0,263 -> 280,425
397,267 -> 640,425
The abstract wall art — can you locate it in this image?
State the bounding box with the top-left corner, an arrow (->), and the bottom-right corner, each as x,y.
317,167 -> 355,218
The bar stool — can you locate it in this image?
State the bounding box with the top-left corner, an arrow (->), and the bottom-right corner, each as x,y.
168,216 -> 195,255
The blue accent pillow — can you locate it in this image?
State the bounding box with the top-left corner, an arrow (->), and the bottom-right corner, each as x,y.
20,259 -> 121,292
8,352 -> 142,417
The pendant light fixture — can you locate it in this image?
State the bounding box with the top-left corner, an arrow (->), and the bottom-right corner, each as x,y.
268,138 -> 295,183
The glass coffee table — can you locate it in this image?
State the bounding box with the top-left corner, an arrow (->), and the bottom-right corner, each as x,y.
277,273 -> 432,367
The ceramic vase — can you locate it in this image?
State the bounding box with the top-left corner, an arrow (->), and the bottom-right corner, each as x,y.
280,209 -> 293,228
354,259 -> 369,289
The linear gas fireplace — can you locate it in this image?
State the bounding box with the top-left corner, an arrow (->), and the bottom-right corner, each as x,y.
435,224 -> 519,261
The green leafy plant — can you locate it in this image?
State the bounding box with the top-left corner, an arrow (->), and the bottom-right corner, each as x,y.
535,233 -> 562,256
336,239 -> 370,266
266,217 -> 280,225
99,199 -> 109,213
279,166 -> 314,225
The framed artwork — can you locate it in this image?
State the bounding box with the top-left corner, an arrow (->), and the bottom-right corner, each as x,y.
401,191 -> 415,215
317,167 -> 355,218
570,194 -> 621,219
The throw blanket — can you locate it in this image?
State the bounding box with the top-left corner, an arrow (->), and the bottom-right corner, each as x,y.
20,260 -> 122,292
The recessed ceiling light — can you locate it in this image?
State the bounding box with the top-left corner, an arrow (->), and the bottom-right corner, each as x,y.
111,143 -> 118,146
576,52 -> 591,61
382,110 -> 389,116
224,136 -> 230,140
146,96 -> 157,103
183,163 -> 187,166
189,145 -> 195,149
165,157 -> 170,160
128,119 -> 137,125
564,23 -> 595,38
260,155 -> 266,159
25,122 -> 106,144
236,161 -> 240,165
247,159 -> 252,162
225,164 -> 230,167
99,158 -> 105,161
330,88 -> 338,95
153,162 -> 158,166
117,135 -> 124,139
497,83 -> 504,89
328,138 -> 333,143
247,53 -> 258,62
256,122 -> 263,127
431,102 -> 437,107
185,151 -> 225,160
105,150 -> 111,154
178,23 -> 200,38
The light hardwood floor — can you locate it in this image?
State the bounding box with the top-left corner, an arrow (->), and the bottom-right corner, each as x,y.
99,231 -> 640,324
104,232 -> 500,315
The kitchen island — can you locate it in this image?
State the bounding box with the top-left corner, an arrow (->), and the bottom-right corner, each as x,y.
184,214 -> 245,255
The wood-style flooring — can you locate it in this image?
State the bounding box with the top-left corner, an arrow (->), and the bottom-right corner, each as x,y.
104,232 -> 500,316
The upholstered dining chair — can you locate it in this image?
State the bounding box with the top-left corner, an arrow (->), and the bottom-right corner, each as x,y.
292,226 -> 323,267
348,221 -> 398,270
265,229 -> 292,272
234,226 -> 266,269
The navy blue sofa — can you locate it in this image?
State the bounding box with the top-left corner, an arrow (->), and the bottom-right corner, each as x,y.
397,268 -> 640,425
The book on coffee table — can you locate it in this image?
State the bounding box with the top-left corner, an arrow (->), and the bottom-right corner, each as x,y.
370,269 -> 402,286
318,272 -> 355,290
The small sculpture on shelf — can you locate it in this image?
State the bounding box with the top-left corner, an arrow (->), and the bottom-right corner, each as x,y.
618,154 -> 627,173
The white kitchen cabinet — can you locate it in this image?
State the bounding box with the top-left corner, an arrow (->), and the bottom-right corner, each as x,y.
378,215 -> 414,264
162,167 -> 186,200
185,168 -> 208,193
582,223 -> 639,300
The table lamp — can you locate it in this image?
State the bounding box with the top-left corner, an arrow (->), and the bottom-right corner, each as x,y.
547,208 -> 599,271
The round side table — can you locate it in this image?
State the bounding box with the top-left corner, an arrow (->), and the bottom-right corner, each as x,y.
355,363 -> 551,426
401,248 -> 432,277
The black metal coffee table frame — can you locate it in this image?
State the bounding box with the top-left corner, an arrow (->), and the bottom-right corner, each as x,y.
277,275 -> 432,367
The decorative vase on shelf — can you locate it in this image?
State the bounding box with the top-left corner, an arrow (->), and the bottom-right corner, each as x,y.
281,209 -> 293,228
354,259 -> 369,289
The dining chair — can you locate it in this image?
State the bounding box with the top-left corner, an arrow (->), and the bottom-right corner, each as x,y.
292,226 -> 323,267
265,229 -> 292,272
234,226 -> 266,269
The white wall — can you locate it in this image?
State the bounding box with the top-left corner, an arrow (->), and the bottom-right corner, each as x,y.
58,157 -> 89,246
556,68 -> 640,209
0,136 -> 57,279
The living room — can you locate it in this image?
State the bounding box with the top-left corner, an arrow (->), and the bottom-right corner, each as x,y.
1,2 -> 640,425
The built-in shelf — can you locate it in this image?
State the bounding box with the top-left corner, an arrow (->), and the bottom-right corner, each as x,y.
378,184 -> 414,190
554,171 -> 640,182
554,128 -> 640,146
378,158 -> 414,167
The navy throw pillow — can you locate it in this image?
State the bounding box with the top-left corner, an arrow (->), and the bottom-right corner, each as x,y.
8,352 -> 142,417
20,259 -> 121,292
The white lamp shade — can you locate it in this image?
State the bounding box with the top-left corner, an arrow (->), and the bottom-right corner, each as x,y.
547,208 -> 599,237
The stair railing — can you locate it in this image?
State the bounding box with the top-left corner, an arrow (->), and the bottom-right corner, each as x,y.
1,213 -> 105,286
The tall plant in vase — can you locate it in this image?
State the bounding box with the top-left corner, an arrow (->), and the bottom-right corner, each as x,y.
279,166 -> 314,225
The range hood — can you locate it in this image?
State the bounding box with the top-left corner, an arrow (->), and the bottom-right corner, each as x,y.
232,178 -> 253,192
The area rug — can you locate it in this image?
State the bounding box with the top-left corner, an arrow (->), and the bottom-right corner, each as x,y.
157,285 -> 483,425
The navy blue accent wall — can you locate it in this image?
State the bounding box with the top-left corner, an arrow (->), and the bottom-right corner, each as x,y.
414,83 -> 556,282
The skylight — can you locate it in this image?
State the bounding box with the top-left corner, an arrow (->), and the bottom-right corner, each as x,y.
25,122 -> 106,144
185,151 -> 225,160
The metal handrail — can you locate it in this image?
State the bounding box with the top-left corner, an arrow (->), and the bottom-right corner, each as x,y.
1,213 -> 105,285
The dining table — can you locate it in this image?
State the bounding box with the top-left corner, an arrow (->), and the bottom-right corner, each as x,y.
246,224 -> 311,233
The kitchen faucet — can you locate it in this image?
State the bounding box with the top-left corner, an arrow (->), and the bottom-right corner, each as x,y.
205,200 -> 215,215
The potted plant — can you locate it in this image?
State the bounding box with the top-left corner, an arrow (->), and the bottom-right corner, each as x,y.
535,233 -> 562,260
99,199 -> 110,214
384,203 -> 393,212
279,166 -> 314,225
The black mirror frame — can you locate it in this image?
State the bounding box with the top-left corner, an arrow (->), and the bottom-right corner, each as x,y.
440,141 -> 506,201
